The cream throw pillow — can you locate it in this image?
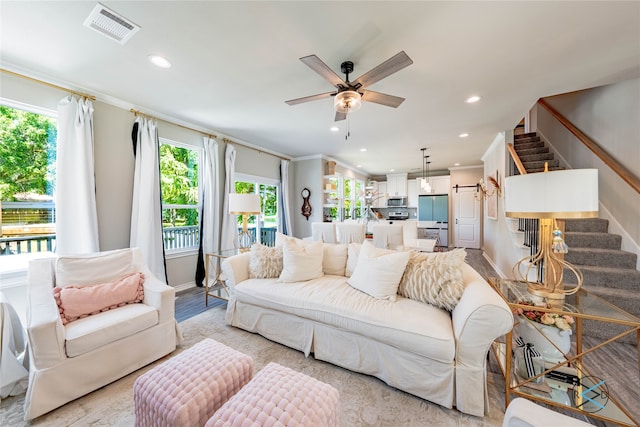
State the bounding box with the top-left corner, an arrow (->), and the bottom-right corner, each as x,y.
397,248 -> 467,311
279,238 -> 324,282
323,243 -> 348,276
347,241 -> 410,301
249,244 -> 283,279
345,243 -> 362,278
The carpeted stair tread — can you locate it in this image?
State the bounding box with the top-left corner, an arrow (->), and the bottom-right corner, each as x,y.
564,218 -> 609,233
521,159 -> 560,171
525,166 -> 565,173
582,286 -> 639,345
564,265 -> 640,291
518,152 -> 556,162
514,132 -> 538,139
514,146 -> 549,157
565,247 -> 637,269
564,231 -> 622,249
514,141 -> 545,151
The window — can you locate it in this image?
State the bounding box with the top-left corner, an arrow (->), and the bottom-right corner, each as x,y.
0,103 -> 57,256
159,138 -> 201,253
235,175 -> 279,247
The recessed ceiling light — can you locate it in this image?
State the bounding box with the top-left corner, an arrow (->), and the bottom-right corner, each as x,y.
390,169 -> 395,172
454,163 -> 461,166
330,126 -> 339,132
360,148 -> 367,152
465,95 -> 481,103
459,133 -> 469,138
357,165 -> 362,168
148,54 -> 172,68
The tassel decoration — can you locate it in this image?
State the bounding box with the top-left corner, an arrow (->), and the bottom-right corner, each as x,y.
552,227 -> 568,254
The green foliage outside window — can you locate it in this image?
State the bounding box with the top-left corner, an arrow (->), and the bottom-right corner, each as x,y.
160,143 -> 199,227
0,105 -> 56,201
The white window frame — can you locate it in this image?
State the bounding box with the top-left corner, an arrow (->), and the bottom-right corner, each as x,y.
0,98 -> 57,274
234,173 -> 280,245
159,137 -> 202,256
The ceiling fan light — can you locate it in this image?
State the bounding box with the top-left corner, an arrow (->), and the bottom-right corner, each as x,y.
334,90 -> 362,113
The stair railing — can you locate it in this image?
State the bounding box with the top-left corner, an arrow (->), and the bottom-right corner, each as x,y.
538,98 -> 640,195
507,134 -> 540,275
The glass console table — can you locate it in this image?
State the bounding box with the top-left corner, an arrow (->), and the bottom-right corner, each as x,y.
488,277 -> 639,427
204,249 -> 238,305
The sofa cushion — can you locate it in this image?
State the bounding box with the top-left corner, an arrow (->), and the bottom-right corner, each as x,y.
249,244 -> 283,279
322,243 -> 347,276
53,272 -> 145,325
279,238 -> 324,283
345,243 -> 362,277
65,303 -> 158,357
56,248 -> 134,288
347,241 -> 410,301
233,276 -> 455,363
397,249 -> 466,311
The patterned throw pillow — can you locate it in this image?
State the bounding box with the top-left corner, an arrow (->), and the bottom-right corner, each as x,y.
249,244 -> 283,279
53,272 -> 145,325
397,248 -> 467,311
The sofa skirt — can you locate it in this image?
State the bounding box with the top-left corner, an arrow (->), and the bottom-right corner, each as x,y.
226,297 -> 455,410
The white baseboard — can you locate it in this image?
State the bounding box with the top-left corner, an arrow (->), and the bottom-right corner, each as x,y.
173,281 -> 196,293
482,251 -> 507,279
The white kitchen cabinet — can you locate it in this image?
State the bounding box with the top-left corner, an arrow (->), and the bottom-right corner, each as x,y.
386,173 -> 408,197
419,175 -> 451,195
407,179 -> 418,207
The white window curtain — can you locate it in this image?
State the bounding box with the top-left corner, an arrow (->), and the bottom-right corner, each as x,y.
195,136 -> 220,286
279,159 -> 293,235
220,144 -> 237,251
56,96 -> 99,255
130,117 -> 167,283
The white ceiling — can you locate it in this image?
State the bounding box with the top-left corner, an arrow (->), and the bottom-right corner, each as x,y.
2,1 -> 639,176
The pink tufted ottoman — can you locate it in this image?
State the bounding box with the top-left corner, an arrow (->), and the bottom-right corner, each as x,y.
206,362 -> 340,427
134,338 -> 253,427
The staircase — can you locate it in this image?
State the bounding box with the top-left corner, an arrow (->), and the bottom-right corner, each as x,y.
513,132 -> 563,173
512,133 -> 640,345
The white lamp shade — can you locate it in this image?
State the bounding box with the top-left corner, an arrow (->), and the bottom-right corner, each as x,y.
228,193 -> 261,214
505,169 -> 598,219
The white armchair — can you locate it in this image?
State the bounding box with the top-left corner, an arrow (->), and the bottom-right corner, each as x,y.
372,224 -> 404,250
23,248 -> 181,420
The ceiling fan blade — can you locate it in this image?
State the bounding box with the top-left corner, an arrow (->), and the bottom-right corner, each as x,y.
285,91 -> 336,106
335,111 -> 347,122
362,90 -> 406,108
352,51 -> 413,89
300,55 -> 346,88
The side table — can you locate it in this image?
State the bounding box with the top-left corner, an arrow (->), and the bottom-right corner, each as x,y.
205,249 -> 238,305
488,277 -> 639,427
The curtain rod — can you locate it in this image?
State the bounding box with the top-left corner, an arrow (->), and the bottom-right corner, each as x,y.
130,108 -> 288,160
1,68 -> 96,101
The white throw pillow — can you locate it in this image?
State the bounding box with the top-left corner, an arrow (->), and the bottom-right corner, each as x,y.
397,248 -> 467,311
347,241 -> 410,301
345,243 -> 362,278
322,243 -> 348,276
249,244 -> 283,279
56,248 -> 134,288
279,238 -> 324,282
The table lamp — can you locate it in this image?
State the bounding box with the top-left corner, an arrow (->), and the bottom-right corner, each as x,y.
228,193 -> 261,252
505,167 -> 598,301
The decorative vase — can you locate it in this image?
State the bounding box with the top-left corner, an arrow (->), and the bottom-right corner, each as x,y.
515,316 -> 572,363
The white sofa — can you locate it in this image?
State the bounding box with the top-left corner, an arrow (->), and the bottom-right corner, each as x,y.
222,243 -> 513,417
24,248 -> 181,420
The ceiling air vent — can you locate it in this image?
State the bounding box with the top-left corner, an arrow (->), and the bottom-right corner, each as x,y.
83,3 -> 140,45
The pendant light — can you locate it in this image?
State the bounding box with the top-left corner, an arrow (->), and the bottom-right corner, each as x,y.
420,148 -> 432,193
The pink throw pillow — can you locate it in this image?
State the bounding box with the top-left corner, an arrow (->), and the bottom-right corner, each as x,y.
53,272 -> 145,325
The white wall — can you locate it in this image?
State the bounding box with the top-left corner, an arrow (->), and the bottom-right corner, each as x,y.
1,73 -> 286,289
535,78 -> 640,266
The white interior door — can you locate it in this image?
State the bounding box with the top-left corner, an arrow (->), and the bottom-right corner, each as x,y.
453,186 -> 481,249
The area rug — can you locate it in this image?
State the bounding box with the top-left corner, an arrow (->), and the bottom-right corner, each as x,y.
1,306 -> 508,426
